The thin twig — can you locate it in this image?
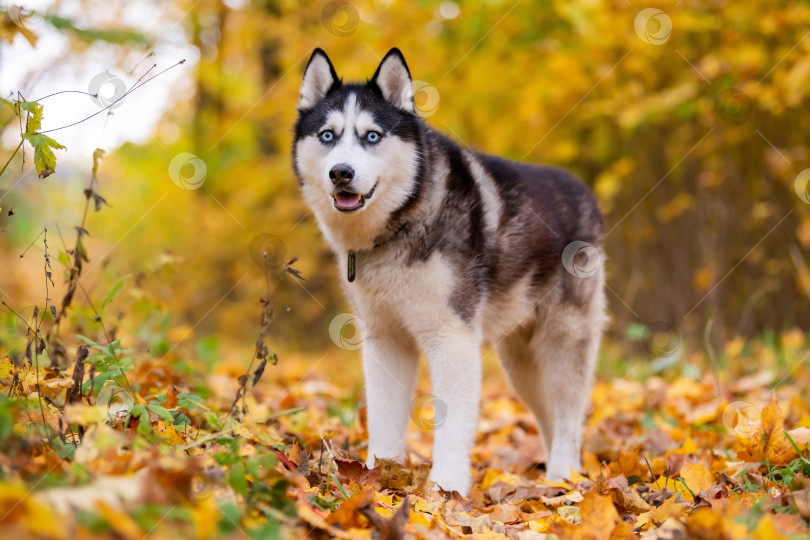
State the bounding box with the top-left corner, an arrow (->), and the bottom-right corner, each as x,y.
0,140 -> 23,179
644,456 -> 661,491
19,228 -> 46,258
31,90 -> 98,102
39,60 -> 185,134
33,229 -> 51,444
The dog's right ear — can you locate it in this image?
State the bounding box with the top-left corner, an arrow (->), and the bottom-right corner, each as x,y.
299,49 -> 339,111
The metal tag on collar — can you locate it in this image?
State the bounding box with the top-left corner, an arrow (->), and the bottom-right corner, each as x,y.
347,250 -> 356,282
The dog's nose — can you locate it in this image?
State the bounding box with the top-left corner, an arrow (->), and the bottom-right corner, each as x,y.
329,164 -> 354,186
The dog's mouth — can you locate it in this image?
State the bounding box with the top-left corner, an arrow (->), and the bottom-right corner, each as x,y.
332,181 -> 378,213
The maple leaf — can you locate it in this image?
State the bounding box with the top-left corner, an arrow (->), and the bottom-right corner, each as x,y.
634,495 -> 688,531
325,489 -> 374,530
679,463 -> 715,498
551,490 -> 623,540
15,101 -> 67,177
21,132 -> 66,178
736,393 -> 810,465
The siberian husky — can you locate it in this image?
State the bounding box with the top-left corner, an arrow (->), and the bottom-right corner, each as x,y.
293,48 -> 606,494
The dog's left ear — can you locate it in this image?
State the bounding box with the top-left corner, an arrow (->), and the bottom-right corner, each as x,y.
371,48 -> 414,113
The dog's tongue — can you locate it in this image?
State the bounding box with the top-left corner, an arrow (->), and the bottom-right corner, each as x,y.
335,191 -> 362,210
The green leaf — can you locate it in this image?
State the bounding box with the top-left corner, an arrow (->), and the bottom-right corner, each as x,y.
102,274 -> 130,310
57,250 -> 70,267
92,371 -> 114,394
21,132 -> 66,178
17,100 -> 39,116
0,400 -> 14,443
247,458 -> 261,484
259,451 -> 278,470
147,404 -> 174,423
217,503 -> 243,534
229,461 -> 247,498
24,102 -> 43,133
76,334 -> 121,353
249,522 -> 280,540
137,411 -> 151,436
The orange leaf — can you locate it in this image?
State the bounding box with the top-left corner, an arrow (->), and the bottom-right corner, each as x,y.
325,490 -> 374,530
551,491 -> 621,540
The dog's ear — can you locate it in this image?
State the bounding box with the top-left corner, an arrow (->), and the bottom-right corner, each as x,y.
371,48 -> 414,113
299,49 -> 339,111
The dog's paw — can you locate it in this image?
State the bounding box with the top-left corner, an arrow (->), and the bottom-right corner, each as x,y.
545,459 -> 581,482
429,467 -> 471,496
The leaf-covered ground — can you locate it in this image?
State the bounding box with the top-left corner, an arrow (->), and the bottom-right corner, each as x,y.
1,325 -> 810,539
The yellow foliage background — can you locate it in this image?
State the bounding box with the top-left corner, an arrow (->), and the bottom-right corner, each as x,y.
2,0 -> 810,355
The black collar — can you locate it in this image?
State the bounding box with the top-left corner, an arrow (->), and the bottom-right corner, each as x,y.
347,222 -> 410,282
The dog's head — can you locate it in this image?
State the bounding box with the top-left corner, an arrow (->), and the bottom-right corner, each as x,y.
293,48 -> 421,221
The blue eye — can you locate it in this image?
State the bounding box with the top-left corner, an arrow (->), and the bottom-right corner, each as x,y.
366,131 -> 381,144
319,130 -> 334,143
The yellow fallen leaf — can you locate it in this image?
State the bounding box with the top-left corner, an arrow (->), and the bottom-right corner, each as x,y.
0,356 -> 15,378
737,393 -> 806,465
374,506 -> 393,518
653,477 -> 693,501
668,437 -> 698,455
0,482 -> 65,539
569,468 -> 591,484
684,506 -> 725,538
752,514 -> 788,540
635,496 -> 688,530
189,498 -> 219,540
96,500 -> 142,539
409,506 -> 431,527
551,491 -> 620,539
64,403 -> 104,425
528,514 -> 559,533
679,463 -> 714,495
480,469 -> 504,490
539,477 -> 572,489
156,420 -> 185,445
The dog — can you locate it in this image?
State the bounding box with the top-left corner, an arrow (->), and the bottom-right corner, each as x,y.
293,48 -> 606,494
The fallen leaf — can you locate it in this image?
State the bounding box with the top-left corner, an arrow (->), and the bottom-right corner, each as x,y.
679,463 -> 714,497
326,489 -> 374,530
551,490 -> 621,539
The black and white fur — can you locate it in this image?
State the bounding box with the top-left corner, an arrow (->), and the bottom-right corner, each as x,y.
293,48 -> 606,494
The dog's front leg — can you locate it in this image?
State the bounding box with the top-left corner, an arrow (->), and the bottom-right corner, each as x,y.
363,332 -> 419,468
425,336 -> 482,495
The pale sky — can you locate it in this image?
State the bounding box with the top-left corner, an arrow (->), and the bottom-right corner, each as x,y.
1,0 -> 198,161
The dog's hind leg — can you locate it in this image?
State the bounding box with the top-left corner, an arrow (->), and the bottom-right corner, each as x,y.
532,275 -> 605,480
496,323 -> 554,458
498,275 -> 605,480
